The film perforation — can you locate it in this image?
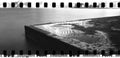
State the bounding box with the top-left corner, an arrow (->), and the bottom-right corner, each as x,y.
109,49 -> 114,55
68,50 -> 72,57
101,50 -> 105,55
11,50 -> 15,56
93,2 -> 97,8
19,2 -> 23,8
92,50 -> 97,55
83,50 -> 91,55
85,2 -> 89,8
35,50 -> 39,56
36,2 -> 40,8
60,2 -> 64,8
3,2 -> 7,8
76,51 -> 80,56
118,2 -> 120,7
68,2 -> 72,8
76,2 -> 80,8
75,2 -> 82,8
52,2 -> 56,8
27,2 -> 31,8
109,2 -> 113,8
11,2 -> 15,8
44,2 -> 48,8
44,50 -> 48,55
101,2 -> 105,8
19,50 -> 23,55
2,50 -> 7,56
28,50 -> 32,55
77,51 -> 82,55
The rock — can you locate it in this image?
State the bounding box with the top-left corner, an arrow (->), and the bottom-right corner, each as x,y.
35,16 -> 120,52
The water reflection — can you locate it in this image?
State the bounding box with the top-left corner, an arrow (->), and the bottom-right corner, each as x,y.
0,8 -> 120,51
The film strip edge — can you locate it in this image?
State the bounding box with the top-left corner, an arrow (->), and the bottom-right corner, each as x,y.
0,50 -> 120,57
0,1 -> 120,8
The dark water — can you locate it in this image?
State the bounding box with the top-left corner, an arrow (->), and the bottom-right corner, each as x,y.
0,8 -> 120,53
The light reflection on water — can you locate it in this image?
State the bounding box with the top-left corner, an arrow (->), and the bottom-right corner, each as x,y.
0,8 -> 120,50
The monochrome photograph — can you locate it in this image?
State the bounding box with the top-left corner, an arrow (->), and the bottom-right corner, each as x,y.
0,3 -> 120,55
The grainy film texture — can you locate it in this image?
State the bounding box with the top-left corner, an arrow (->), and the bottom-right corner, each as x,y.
0,0 -> 120,56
